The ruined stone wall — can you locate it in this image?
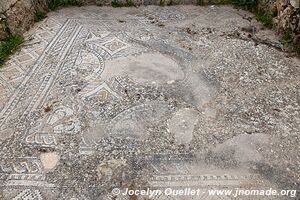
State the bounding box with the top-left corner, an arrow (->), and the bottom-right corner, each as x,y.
256,0 -> 300,42
0,0 -> 48,39
275,0 -> 300,42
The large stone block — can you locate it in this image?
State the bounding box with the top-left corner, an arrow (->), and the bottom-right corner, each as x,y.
5,0 -> 35,36
274,0 -> 300,38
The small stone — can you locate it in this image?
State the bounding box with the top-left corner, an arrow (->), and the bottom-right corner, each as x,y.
40,152 -> 60,172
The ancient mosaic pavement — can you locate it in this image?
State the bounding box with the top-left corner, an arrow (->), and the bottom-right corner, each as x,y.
0,5 -> 299,200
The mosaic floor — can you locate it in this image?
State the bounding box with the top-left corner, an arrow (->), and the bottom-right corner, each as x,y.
0,5 -> 299,200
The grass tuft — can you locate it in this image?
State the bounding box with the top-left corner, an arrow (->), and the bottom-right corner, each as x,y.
197,0 -> 204,5
0,35 -> 24,67
231,0 -> 273,29
280,28 -> 300,54
35,9 -> 47,22
231,0 -> 258,11
111,0 -> 134,7
255,11 -> 273,29
48,0 -> 83,10
197,0 -> 231,6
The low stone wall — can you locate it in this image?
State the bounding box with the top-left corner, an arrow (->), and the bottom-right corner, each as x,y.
0,0 -> 300,43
